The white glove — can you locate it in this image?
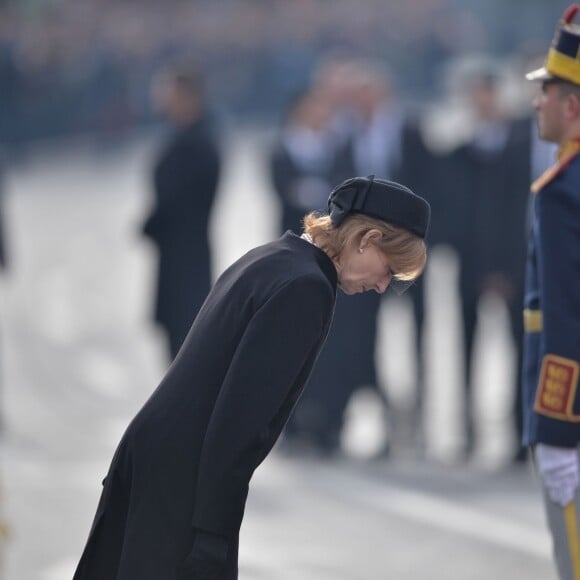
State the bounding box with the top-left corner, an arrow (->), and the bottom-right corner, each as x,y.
535,444 -> 580,507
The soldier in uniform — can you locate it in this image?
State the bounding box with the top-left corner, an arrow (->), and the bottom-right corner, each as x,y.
523,5 -> 580,579
73,176 -> 430,580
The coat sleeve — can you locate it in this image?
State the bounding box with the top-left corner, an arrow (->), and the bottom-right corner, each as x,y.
533,181 -> 580,445
191,275 -> 333,536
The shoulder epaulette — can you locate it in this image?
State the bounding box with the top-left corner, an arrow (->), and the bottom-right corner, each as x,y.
531,142 -> 580,193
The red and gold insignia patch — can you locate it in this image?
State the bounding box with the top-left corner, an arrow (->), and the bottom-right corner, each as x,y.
534,354 -> 580,421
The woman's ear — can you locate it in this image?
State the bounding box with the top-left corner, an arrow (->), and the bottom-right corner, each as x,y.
360,229 -> 383,249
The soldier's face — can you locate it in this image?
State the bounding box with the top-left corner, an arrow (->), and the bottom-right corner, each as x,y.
534,82 -> 566,143
335,238 -> 394,295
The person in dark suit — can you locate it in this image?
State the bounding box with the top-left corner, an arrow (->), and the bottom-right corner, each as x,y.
73,177 -> 430,580
446,63 -> 533,461
321,63 -> 439,455
270,87 -> 358,454
143,63 -> 221,361
389,125 -> 452,454
270,88 -> 336,234
522,7 -> 580,578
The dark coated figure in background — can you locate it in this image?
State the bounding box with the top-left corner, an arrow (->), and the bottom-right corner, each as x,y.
321,61 -> 438,455
143,63 -> 221,361
270,88 -> 335,235
446,61 -> 532,461
73,176 -> 430,580
269,85 -> 354,454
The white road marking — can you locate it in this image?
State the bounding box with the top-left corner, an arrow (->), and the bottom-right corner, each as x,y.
77,350 -> 132,399
40,557 -> 78,580
301,463 -> 551,559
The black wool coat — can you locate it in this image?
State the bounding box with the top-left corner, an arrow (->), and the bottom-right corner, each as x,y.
73,232 -> 337,580
143,115 -> 221,356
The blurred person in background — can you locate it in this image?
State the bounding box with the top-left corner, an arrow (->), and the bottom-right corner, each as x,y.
522,5 -> 580,579
445,57 -> 532,463
73,176 -> 429,580
269,84 -> 360,455
334,62 -> 409,180
326,60 -> 441,456
273,61 -> 397,457
309,55 -> 362,149
270,88 -> 336,234
142,62 -> 221,362
385,70 -> 454,456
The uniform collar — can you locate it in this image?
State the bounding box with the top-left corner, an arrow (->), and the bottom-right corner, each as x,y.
558,137 -> 580,161
531,137 -> 580,193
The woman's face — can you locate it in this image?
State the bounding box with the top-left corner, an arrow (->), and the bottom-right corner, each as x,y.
334,230 -> 395,295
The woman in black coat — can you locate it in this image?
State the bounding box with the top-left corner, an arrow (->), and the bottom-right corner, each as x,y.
73,176 -> 430,580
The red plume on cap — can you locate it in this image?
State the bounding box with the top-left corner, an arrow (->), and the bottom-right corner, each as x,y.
563,4 -> 580,24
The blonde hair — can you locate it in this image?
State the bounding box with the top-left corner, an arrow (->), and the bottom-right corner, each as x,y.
303,212 -> 427,281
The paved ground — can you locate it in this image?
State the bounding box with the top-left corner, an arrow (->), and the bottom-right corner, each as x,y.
0,128 -> 557,579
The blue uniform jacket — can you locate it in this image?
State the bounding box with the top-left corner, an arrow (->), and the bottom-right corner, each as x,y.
522,144 -> 580,447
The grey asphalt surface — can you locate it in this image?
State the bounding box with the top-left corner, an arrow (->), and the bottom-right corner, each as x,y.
0,128 -> 557,579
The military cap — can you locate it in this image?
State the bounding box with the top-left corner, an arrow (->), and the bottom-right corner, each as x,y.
526,4 -> 580,85
327,175 -> 430,239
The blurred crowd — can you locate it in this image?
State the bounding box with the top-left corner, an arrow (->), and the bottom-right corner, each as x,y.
125,51 -> 557,468
0,1 -> 567,468
0,0 -> 563,145
0,4 -> 577,578
266,54 -> 557,464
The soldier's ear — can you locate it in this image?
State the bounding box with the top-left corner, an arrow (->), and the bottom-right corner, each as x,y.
573,94 -> 580,118
563,90 -> 580,119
